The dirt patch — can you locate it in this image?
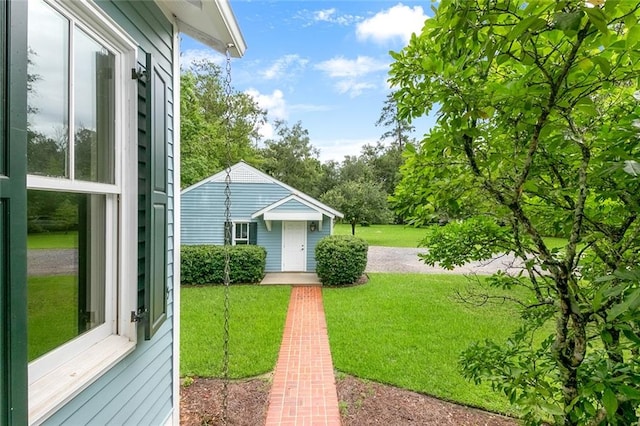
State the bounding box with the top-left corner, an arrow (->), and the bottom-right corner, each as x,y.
180,375 -> 518,426
337,375 -> 517,426
180,377 -> 271,425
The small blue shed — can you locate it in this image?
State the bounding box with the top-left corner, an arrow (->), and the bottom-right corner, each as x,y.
182,162 -> 344,272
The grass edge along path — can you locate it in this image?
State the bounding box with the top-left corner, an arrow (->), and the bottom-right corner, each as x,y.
180,285 -> 290,379
323,273 -> 528,416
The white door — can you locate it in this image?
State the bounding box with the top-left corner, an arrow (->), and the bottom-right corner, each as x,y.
282,221 -> 306,271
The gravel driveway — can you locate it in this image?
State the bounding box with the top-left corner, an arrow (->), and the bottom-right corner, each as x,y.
366,246 -> 523,275
28,249 -> 77,276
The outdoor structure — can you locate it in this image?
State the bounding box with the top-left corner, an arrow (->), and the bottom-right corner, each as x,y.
0,0 -> 244,424
182,161 -> 344,272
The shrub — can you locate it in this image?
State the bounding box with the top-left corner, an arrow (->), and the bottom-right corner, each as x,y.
181,245 -> 266,285
315,235 -> 368,285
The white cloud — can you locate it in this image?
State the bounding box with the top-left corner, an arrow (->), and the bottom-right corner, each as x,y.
316,56 -> 388,78
245,88 -> 288,120
180,49 -> 225,70
316,137 -> 376,162
356,3 -> 427,45
314,8 -> 336,22
336,81 -> 376,98
245,88 -> 289,139
260,54 -> 309,80
315,56 -> 389,97
311,8 -> 360,25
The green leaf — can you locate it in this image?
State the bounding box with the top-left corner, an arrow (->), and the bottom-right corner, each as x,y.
540,402 -> 564,416
602,388 -> 618,416
622,329 -> 640,345
619,385 -> 640,400
585,8 -> 610,35
591,56 -> 611,76
554,11 -> 584,32
626,23 -> 640,48
508,16 -> 543,41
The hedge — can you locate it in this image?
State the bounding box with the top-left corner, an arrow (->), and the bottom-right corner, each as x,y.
181,245 -> 266,285
315,235 -> 368,285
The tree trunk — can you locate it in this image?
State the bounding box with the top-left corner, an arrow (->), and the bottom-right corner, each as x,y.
552,275 -> 586,426
351,221 -> 356,235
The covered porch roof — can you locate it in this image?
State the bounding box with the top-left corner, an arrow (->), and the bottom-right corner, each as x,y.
251,194 -> 340,221
252,194 -> 342,231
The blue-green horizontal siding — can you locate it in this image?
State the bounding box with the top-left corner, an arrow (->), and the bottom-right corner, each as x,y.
43,1 -> 176,424
182,181 -> 334,272
182,182 -> 291,245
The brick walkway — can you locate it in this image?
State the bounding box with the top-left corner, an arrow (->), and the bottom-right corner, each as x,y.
265,286 -> 341,426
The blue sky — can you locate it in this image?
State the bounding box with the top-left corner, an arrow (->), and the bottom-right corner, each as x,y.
180,1 -> 436,162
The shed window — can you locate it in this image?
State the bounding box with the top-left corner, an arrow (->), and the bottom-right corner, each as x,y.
225,221 -> 257,245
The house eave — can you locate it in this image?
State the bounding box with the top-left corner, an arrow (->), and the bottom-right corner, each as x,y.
155,0 -> 246,57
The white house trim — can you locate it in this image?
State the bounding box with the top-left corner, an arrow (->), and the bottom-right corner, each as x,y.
251,194 -> 337,220
155,0 -> 246,57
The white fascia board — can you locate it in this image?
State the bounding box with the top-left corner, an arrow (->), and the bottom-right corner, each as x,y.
252,194 -> 337,219
155,0 -> 246,57
263,211 -> 323,221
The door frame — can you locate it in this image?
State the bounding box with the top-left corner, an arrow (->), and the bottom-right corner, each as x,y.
281,221 -> 307,272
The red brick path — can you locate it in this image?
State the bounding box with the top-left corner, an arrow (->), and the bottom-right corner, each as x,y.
265,286 -> 341,426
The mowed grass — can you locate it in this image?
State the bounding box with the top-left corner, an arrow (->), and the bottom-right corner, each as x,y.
334,223 -> 424,247
323,273 -> 530,415
335,223 -> 568,252
181,285 -> 291,378
28,275 -> 78,361
28,231 -> 78,249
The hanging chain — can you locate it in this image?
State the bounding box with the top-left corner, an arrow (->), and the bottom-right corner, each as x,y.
221,43 -> 234,426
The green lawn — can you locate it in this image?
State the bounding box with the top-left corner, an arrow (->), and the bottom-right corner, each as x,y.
28,275 -> 78,361
323,273 -> 531,415
335,223 -> 568,252
180,285 -> 291,378
179,275 -> 532,415
28,231 -> 78,249
334,223 -> 424,247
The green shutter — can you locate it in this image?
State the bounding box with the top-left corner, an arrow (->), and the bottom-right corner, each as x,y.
0,0 -> 28,423
249,222 -> 258,245
137,53 -> 168,340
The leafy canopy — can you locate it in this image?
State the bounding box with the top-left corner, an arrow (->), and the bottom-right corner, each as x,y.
390,0 -> 640,424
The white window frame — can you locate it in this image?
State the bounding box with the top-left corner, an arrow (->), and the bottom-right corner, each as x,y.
26,1 -> 138,423
232,221 -> 251,245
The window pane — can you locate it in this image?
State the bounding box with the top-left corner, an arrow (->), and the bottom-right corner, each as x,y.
74,27 -> 115,183
27,0 -> 69,178
27,190 -> 106,361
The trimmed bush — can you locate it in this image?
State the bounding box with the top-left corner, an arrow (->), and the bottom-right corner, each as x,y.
315,235 -> 368,285
181,245 -> 266,285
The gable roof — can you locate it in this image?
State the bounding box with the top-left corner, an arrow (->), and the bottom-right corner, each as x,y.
156,0 -> 246,57
252,194 -> 338,220
182,161 -> 344,218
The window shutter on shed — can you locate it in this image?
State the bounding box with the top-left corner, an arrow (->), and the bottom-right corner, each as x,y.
137,52 -> 168,340
249,222 -> 258,245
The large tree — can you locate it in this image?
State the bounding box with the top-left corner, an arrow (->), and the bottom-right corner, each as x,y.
260,120 -> 323,197
390,1 -> 640,425
180,60 -> 265,188
321,180 -> 392,235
